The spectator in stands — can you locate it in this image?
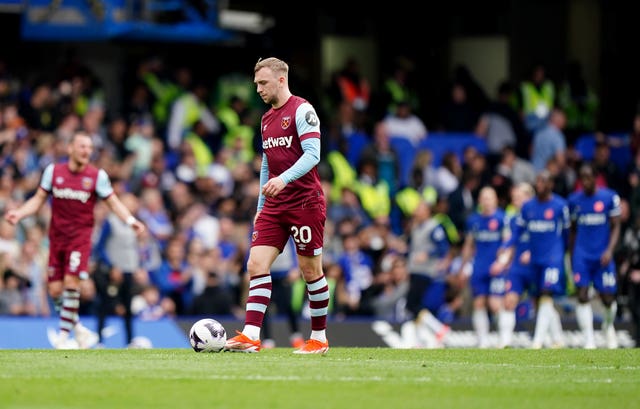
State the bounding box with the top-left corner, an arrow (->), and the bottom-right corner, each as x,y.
382,100 -> 428,146
0,269 -> 28,315
433,151 -> 462,198
336,229 -> 375,316
518,62 -> 556,135
19,80 -> 60,133
545,156 -> 573,198
0,215 -> 23,274
137,58 -> 188,135
452,65 -> 490,118
149,235 -> 193,315
131,284 -> 173,320
328,57 -> 371,113
358,121 -> 401,196
628,150 -> 640,223
447,169 -> 480,235
356,157 -> 392,223
137,187 -> 174,251
531,107 -> 567,172
11,235 -> 49,316
439,81 -> 481,133
404,200 -> 451,347
618,211 -> 640,347
125,116 -> 157,178
188,248 -> 235,316
462,145 -> 491,189
92,192 -> 145,347
495,145 -> 536,186
558,61 -> 599,146
376,56 -> 420,118
124,82 -> 153,127
370,253 -> 410,322
136,141 -> 177,194
166,79 -> 219,152
475,81 -> 529,163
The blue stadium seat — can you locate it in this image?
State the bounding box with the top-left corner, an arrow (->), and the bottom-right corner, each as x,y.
575,133 -> 632,171
389,136 -> 416,187
419,132 -> 488,167
345,131 -> 371,168
389,133 -> 488,187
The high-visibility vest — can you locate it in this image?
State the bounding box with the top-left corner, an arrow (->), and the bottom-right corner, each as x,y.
327,151 -> 357,203
434,213 -> 460,245
180,94 -> 204,129
521,81 -> 555,118
384,78 -> 418,114
142,72 -> 183,125
184,132 -> 213,177
358,181 -> 391,219
558,83 -> 598,131
396,186 -> 437,216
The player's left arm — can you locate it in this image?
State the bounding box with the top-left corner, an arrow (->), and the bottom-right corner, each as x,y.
96,169 -> 145,235
280,103 -> 321,184
602,193 -> 622,265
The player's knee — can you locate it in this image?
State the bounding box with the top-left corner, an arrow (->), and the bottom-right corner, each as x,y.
576,287 -> 590,304
48,282 -> 63,298
504,293 -> 518,310
246,257 -> 270,276
601,294 -> 615,307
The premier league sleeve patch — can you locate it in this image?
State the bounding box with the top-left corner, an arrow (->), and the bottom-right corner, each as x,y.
305,110 -> 319,126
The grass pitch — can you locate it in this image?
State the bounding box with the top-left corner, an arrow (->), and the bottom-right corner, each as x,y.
0,348 -> 638,409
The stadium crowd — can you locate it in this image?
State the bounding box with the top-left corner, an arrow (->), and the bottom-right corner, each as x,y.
0,53 -> 639,348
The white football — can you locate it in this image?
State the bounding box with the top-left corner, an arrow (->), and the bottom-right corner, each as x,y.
189,318 -> 227,352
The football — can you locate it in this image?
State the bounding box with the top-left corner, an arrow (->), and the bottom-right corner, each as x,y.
189,318 -> 227,352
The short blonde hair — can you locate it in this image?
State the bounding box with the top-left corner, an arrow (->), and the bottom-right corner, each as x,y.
255,57 -> 289,77
515,182 -> 534,199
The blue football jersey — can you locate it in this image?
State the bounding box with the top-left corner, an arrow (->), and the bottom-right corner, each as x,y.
515,194 -> 569,265
465,209 -> 506,273
568,187 -> 621,259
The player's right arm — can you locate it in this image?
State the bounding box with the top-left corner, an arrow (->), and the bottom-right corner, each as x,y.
254,152 -> 269,225
4,188 -> 49,225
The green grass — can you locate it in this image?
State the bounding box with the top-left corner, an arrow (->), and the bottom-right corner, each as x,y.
0,348 -> 638,409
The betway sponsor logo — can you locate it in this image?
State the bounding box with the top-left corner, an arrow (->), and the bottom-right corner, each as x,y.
263,135 -> 293,149
52,187 -> 91,203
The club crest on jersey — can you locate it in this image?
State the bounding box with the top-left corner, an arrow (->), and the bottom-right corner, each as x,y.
488,219 -> 498,231
281,116 -> 291,130
544,208 -> 554,219
594,201 -> 604,212
252,231 -> 258,242
82,177 -> 93,190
